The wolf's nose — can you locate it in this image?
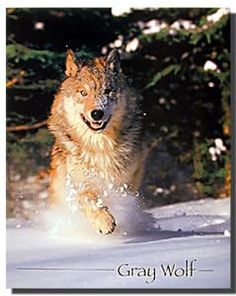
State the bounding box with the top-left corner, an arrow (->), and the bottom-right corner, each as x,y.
91,109 -> 104,121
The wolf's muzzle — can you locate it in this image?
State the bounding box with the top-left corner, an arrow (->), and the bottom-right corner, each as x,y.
81,113 -> 111,131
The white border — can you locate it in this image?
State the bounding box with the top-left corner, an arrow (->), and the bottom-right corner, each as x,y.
0,0 -> 236,11
1,1 -> 235,296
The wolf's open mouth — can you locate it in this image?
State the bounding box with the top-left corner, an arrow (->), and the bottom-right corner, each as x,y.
80,113 -> 110,131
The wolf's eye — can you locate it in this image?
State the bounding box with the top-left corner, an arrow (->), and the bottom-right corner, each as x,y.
80,90 -> 88,97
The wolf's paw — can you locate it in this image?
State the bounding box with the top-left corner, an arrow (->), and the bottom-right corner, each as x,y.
91,207 -> 116,235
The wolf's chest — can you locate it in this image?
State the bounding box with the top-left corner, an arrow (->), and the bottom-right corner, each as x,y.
67,148 -> 127,185
80,150 -> 115,169
80,150 -> 124,181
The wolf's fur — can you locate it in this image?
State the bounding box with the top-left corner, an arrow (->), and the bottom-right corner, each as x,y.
48,49 -> 147,234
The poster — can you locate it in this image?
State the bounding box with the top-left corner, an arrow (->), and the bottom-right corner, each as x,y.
4,3 -> 235,293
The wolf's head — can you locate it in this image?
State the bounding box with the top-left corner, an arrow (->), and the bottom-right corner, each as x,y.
59,49 -> 125,133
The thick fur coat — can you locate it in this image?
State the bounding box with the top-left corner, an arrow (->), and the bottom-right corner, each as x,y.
48,49 -> 147,234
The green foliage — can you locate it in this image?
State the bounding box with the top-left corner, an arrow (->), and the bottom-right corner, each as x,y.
7,43 -> 64,63
7,129 -> 53,176
145,64 -> 181,89
192,137 -> 230,196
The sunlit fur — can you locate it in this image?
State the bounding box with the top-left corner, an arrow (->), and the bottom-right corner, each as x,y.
48,49 -> 148,234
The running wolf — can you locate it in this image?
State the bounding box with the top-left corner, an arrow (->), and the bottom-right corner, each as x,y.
48,49 -> 147,234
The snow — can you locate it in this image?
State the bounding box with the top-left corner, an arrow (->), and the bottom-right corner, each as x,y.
7,198 -> 230,289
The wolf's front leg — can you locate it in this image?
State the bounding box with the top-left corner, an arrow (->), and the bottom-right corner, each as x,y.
79,190 -> 116,234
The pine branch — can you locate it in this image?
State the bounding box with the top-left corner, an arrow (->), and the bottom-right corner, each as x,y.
7,120 -> 48,132
6,70 -> 25,88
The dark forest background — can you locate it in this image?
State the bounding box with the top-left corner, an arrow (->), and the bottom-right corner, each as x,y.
6,8 -> 231,216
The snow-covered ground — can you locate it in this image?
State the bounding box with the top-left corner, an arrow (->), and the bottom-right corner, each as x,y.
7,197 -> 231,289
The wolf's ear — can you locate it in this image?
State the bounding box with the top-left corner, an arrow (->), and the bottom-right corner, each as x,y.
65,49 -> 80,77
106,49 -> 120,73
